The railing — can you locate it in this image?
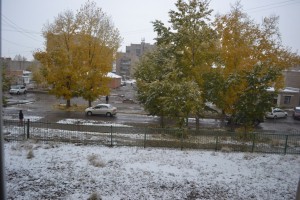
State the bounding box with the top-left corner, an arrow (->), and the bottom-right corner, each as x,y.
3,119 -> 300,155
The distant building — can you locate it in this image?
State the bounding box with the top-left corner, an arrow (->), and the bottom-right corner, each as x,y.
273,65 -> 300,108
116,40 -> 155,79
107,72 -> 122,89
1,57 -> 39,86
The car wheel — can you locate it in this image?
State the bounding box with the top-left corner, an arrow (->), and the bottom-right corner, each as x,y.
87,111 -> 92,116
106,112 -> 112,117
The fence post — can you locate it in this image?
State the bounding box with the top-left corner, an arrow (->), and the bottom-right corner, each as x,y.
251,133 -> 256,153
284,135 -> 289,155
296,178 -> 300,200
180,129 -> 184,150
26,119 -> 30,139
144,131 -> 146,148
215,135 -> 219,151
110,125 -> 113,147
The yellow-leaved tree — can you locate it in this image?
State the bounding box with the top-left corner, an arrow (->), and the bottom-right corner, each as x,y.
76,1 -> 121,107
211,3 -> 300,127
34,1 -> 121,107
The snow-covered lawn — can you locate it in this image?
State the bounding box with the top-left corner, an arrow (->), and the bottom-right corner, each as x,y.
5,140 -> 300,200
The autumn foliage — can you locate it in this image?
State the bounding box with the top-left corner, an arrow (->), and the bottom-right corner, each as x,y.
34,1 -> 121,107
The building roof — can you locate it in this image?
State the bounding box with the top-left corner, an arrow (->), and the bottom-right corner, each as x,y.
267,87 -> 300,93
107,72 -> 122,79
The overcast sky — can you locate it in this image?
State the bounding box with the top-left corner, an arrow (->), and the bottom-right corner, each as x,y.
2,0 -> 300,60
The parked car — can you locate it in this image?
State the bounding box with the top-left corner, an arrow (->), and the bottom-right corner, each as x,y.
85,104 -> 117,117
9,85 -> 27,95
225,113 -> 263,127
293,107 -> 300,120
265,108 -> 288,119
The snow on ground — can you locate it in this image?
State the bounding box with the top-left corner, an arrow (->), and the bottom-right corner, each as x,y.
4,115 -> 42,122
57,118 -> 132,127
5,140 -> 300,200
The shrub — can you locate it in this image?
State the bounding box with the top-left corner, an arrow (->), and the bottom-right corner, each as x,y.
88,154 -> 105,168
27,149 -> 34,159
88,192 -> 102,200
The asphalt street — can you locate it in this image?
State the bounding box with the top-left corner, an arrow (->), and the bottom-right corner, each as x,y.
3,85 -> 300,133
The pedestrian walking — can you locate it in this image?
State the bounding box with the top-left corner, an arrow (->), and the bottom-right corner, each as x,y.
19,110 -> 24,126
106,95 -> 109,104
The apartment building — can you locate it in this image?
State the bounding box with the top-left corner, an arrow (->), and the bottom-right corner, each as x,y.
116,40 -> 155,79
275,65 -> 300,108
1,57 -> 39,86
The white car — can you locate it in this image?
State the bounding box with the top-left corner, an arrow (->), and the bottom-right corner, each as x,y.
9,85 -> 27,95
265,108 -> 288,119
85,104 -> 117,117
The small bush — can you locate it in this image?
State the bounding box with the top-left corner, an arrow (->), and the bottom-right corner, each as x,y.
88,192 -> 102,200
88,154 -> 105,168
221,146 -> 232,153
243,153 -> 256,160
27,149 -> 34,159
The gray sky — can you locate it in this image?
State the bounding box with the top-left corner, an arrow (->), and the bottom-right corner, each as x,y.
2,0 -> 300,60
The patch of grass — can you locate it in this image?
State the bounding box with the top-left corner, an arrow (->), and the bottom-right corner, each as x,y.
88,154 -> 106,168
27,149 -> 34,159
243,153 -> 257,160
88,192 -> 102,200
221,146 -> 232,153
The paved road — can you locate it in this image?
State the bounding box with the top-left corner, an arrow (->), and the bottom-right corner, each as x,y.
3,88 -> 300,133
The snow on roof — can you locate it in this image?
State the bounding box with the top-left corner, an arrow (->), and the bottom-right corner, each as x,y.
267,87 -> 299,93
107,72 -> 122,78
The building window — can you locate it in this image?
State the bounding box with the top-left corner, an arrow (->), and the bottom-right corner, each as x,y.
273,98 -> 277,105
136,49 -> 141,56
284,96 -> 291,104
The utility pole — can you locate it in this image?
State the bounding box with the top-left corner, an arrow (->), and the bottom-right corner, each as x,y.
0,0 -> 7,198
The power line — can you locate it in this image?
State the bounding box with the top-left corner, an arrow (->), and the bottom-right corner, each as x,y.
2,28 -> 41,35
2,38 -> 38,49
246,0 -> 300,13
2,14 -> 42,42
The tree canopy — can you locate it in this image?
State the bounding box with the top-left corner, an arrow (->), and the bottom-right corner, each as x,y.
210,2 -> 300,126
135,0 -> 300,129
136,0 -> 217,128
34,1 -> 121,107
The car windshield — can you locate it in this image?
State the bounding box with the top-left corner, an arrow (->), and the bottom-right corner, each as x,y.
11,86 -> 19,89
295,108 -> 300,113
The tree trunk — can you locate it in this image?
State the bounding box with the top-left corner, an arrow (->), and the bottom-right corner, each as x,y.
88,100 -> 92,107
185,117 -> 189,127
66,99 -> 71,108
160,115 -> 165,128
195,115 -> 200,131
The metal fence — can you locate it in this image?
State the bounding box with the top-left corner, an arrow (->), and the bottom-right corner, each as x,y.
3,119 -> 300,155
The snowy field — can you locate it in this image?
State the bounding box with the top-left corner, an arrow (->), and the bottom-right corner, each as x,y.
5,140 -> 300,200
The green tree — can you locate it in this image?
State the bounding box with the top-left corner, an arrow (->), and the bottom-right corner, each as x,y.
135,45 -> 175,127
233,64 -> 279,128
2,67 -> 11,106
137,0 -> 218,128
34,1 -> 121,108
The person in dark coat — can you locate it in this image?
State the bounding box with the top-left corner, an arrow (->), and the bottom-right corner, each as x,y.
106,96 -> 109,104
19,110 -> 24,126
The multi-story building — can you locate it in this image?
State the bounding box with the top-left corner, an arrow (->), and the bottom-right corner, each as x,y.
272,65 -> 300,108
1,57 -> 39,87
116,40 -> 155,79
